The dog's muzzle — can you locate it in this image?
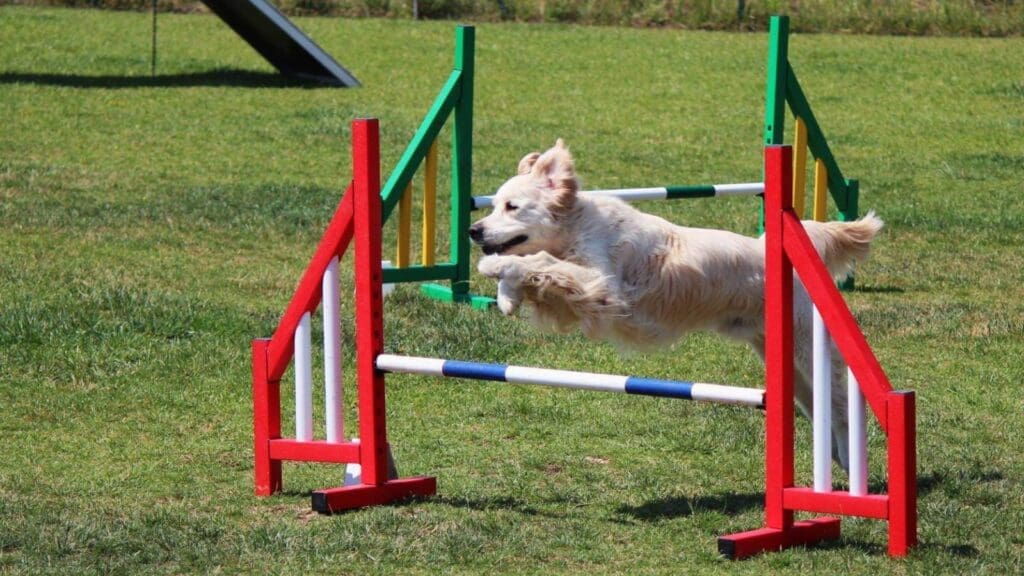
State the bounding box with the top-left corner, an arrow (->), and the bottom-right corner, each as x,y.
480,234 -> 528,255
468,223 -> 528,254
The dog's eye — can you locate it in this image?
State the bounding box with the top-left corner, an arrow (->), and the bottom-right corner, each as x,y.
504,202 -> 518,212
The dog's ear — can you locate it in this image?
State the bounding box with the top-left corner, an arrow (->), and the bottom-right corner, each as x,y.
531,139 -> 578,214
517,152 -> 541,175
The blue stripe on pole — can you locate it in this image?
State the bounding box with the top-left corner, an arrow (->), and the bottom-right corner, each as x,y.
624,377 -> 693,399
442,360 -> 508,382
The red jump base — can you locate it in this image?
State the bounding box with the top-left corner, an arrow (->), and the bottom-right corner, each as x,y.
312,476 -> 437,514
718,517 -> 841,559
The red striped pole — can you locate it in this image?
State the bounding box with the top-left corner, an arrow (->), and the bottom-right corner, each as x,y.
311,118 -> 436,513
352,118 -> 389,486
252,338 -> 281,495
764,144 -> 795,532
887,390 -> 917,556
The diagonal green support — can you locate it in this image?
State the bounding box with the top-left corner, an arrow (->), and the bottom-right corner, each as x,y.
785,69 -> 850,213
381,70 -> 462,221
761,16 -> 858,289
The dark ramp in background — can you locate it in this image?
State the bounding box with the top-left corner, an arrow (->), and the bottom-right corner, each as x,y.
201,0 -> 360,87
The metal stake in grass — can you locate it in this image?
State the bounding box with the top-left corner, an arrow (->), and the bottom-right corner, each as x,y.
151,0 -> 158,77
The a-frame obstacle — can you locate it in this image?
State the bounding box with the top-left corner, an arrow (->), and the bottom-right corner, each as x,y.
202,0 -> 360,87
251,118 -> 917,558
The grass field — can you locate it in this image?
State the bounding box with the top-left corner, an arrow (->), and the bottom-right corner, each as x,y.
2,6 -> 1023,575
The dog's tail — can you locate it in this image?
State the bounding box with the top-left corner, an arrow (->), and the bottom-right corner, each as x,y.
804,211 -> 884,280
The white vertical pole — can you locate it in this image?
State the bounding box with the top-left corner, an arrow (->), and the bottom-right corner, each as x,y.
812,306 -> 832,492
323,256 -> 344,443
848,368 -> 868,496
295,311 -> 314,441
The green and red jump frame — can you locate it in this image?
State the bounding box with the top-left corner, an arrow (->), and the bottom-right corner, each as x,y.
762,15 -> 860,291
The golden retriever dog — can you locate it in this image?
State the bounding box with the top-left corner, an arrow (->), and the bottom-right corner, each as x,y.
469,139 -> 883,470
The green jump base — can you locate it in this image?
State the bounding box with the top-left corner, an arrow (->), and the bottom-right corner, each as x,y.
421,283 -> 495,310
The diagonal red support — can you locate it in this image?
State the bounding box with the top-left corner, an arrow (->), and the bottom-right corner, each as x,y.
781,212 -> 892,429
267,187 -> 355,381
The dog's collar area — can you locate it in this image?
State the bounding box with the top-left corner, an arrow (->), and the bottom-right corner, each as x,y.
482,235 -> 528,255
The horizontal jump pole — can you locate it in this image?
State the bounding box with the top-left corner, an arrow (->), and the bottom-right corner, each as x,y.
377,354 -> 765,408
472,182 -> 764,210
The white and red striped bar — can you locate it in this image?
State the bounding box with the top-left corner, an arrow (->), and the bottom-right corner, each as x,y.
472,182 -> 764,210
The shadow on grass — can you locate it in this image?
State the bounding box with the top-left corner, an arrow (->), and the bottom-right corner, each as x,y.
858,468 -> 999,497
849,284 -> 906,294
0,69 -> 332,89
433,495 -> 566,519
816,537 -> 979,559
613,469 -> 958,523
615,491 -> 764,522
273,491 -> 564,518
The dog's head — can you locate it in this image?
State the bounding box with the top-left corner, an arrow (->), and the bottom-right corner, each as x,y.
468,139 -> 578,256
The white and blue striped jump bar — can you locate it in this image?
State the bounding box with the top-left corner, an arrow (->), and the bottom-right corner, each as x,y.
472,182 -> 764,210
376,354 -> 765,408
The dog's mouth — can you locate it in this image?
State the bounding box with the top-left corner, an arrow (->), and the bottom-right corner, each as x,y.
481,235 -> 528,255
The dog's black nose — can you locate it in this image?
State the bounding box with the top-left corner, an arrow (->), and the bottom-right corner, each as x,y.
468,223 -> 484,242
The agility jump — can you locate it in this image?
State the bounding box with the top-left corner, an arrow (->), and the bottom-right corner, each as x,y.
251,117 -> 916,558
379,16 -> 858,308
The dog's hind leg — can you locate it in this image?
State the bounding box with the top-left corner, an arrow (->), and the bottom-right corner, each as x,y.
754,309 -> 851,474
793,315 -> 852,473
828,345 -> 851,473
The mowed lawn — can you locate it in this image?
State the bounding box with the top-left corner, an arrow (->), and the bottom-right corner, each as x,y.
1,6 -> 1023,575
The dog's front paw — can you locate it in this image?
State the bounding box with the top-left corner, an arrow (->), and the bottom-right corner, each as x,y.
479,253 -> 512,278
478,255 -> 519,279
495,278 -> 522,316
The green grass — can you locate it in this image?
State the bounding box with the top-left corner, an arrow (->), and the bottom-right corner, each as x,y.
2,5 -> 1023,574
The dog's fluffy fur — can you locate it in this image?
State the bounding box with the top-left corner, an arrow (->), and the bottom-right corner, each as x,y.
470,139 -> 884,470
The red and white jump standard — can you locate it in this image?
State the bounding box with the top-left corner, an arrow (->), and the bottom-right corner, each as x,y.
251,118 -> 436,511
251,120 -> 916,558
717,146 -> 917,558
